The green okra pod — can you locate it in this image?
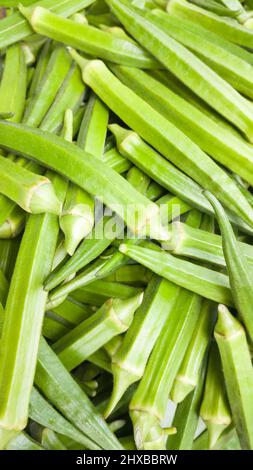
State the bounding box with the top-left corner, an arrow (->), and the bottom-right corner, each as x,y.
103,147 -> 131,174
106,276 -> 180,417
6,432 -> 43,451
200,344 -> 232,448
28,40 -> 51,98
0,155 -> 61,215
215,305 -> 253,450
168,0 -> 253,47
0,173 -> 65,431
35,338 -> 122,450
206,191 -> 253,342
20,5 -> 157,68
130,287 -> 202,449
42,429 -> 67,450
119,243 -> 233,306
53,293 -> 143,371
75,55 -> 253,227
107,0 -> 253,141
111,65 -> 253,187
170,299 -> 215,403
0,44 -> 27,122
0,0 -> 96,49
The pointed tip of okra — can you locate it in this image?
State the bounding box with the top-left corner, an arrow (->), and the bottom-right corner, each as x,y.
170,376 -> 195,404
131,410 -> 176,450
104,365 -> 140,418
29,181 -> 62,215
207,421 -> 228,449
109,124 -> 135,147
60,214 -> 93,256
18,4 -> 34,22
67,48 -> 90,72
215,304 -> 243,340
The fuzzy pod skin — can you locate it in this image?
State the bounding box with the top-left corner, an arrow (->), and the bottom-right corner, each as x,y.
215,305 -> 253,450
0,173 -> 65,431
0,155 -> 61,215
0,0 -> 96,49
53,293 -> 143,371
20,5 -> 157,68
107,0 -> 253,141
77,56 -> 253,228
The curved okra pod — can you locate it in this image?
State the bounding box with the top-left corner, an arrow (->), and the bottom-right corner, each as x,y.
0,121 -> 169,241
130,287 -> 202,449
0,0 -> 96,49
119,243 -> 233,305
107,0 -> 253,141
150,9 -> 253,99
170,299 -> 215,403
105,276 -> 180,417
111,66 -> 253,187
167,0 -> 253,47
35,338 -> 122,450
215,305 -> 253,450
53,293 -> 143,371
205,191 -> 253,342
0,173 -> 66,431
20,5 -> 157,68
0,44 -> 27,122
0,155 -> 61,215
200,343 -> 232,448
75,55 -> 253,227
29,387 -> 99,450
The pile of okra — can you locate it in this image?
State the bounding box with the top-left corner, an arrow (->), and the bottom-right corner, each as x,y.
1,0 -> 253,452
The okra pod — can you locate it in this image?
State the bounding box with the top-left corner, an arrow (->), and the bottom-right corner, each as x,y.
215,305 -> 253,449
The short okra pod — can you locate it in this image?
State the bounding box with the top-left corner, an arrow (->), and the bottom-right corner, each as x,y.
0,172 -> 65,431
205,191 -> 253,342
35,338 -> 123,450
170,299 -> 215,403
200,344 -> 232,448
215,305 -> 253,450
130,287 -> 202,449
0,155 -> 61,215
0,44 -> 27,123
75,56 -> 253,228
53,293 -> 143,371
119,243 -> 233,306
20,5 -> 157,68
107,0 -> 253,142
105,276 -> 180,417
0,0 -> 96,49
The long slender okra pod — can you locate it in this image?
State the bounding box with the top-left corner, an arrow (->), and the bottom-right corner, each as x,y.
0,239 -> 19,281
0,121 -> 169,241
167,0 -> 253,47
28,40 -> 51,98
119,243 -> 233,305
215,305 -> 253,450
107,0 -> 253,141
205,191 -> 253,341
29,387 -> 100,450
53,293 -> 143,371
0,156 -> 61,215
0,44 -> 26,122
170,299 -> 215,403
105,276 -> 180,417
110,124 -> 253,232
150,9 -> 253,99
0,173 -> 65,431
35,338 -> 122,450
20,5 -> 157,68
130,287 -> 202,449
74,55 -> 253,227
0,0 -> 96,49
200,344 -> 232,448
111,66 -> 253,187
